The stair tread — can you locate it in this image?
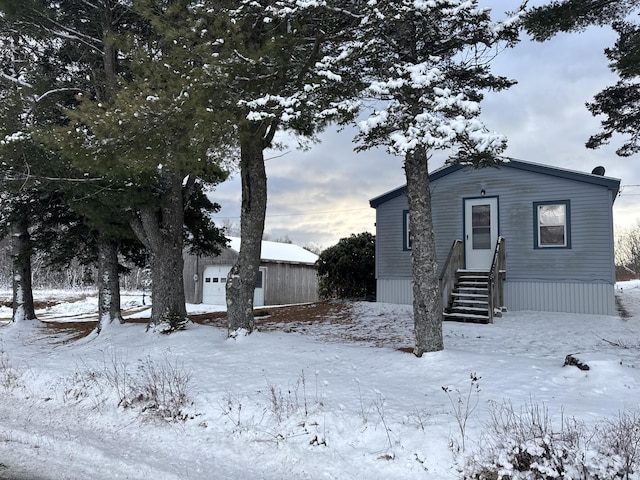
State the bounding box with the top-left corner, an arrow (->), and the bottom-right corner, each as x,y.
452,292 -> 488,298
444,312 -> 490,320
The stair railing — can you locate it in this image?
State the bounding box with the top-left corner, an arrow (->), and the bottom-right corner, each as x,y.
487,236 -> 506,323
439,239 -> 464,312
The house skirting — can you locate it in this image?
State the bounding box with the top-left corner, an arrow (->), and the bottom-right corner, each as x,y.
503,280 -> 615,316
376,279 -> 616,316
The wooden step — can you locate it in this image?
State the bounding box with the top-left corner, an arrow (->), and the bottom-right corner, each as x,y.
451,292 -> 488,298
453,298 -> 489,305
443,311 -> 491,323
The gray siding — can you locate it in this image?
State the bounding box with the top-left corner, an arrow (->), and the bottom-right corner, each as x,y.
183,251 -> 318,306
377,278 -> 413,304
375,194 -> 412,278
263,262 -> 319,305
378,278 -> 615,315
373,163 -> 618,315
504,281 -> 615,315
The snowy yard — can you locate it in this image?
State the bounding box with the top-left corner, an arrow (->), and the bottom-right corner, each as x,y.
0,281 -> 639,479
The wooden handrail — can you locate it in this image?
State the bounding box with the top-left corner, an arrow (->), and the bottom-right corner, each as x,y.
439,239 -> 464,313
487,237 -> 506,323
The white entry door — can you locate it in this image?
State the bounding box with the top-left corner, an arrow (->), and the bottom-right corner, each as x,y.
202,265 -> 231,305
253,267 -> 267,307
464,197 -> 498,271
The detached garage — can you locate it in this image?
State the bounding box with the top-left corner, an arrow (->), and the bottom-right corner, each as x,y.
183,237 -> 319,307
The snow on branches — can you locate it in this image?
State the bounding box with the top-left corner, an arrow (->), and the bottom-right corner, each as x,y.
352,0 -> 525,160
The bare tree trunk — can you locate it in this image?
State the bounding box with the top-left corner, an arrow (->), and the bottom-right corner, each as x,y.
96,236 -> 123,333
404,146 -> 444,355
131,172 -> 188,331
10,219 -> 37,322
226,133 -> 267,335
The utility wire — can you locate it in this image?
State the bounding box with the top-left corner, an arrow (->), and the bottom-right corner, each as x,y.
214,207 -> 371,220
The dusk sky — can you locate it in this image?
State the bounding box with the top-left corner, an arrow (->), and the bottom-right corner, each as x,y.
211,2 -> 640,250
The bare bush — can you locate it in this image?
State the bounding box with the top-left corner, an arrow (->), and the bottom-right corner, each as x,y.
101,351 -> 132,407
132,355 -> 193,421
64,352 -> 193,422
0,348 -> 21,391
61,364 -> 106,409
464,401 -> 640,480
442,372 -> 481,453
595,410 -> 640,478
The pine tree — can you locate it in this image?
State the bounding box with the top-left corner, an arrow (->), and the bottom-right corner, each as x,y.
352,0 -> 524,355
0,0 -> 144,330
46,0 -> 232,331
195,0 -> 361,335
0,8 -> 78,323
525,1 -> 640,156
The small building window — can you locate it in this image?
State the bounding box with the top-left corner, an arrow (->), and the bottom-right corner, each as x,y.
255,270 -> 263,289
534,200 -> 571,249
205,277 -> 211,283
403,210 -> 411,250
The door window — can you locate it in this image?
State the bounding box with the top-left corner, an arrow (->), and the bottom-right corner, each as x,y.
472,204 -> 491,249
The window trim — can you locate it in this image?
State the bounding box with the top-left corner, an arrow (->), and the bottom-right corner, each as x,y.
533,200 -> 571,249
403,209 -> 411,251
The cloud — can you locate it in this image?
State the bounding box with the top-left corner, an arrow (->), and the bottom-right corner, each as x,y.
209,2 -> 640,249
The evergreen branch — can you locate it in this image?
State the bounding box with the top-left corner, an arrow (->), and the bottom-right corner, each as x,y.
0,72 -> 33,89
3,173 -> 107,184
129,214 -> 151,250
21,7 -> 103,55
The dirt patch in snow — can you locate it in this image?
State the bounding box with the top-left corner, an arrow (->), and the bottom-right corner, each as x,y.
190,301 -> 353,330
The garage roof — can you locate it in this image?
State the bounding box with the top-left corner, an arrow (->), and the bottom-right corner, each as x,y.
228,237 -> 318,265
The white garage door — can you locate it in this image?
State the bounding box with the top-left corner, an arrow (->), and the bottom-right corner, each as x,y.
201,265 -> 266,307
202,265 -> 231,305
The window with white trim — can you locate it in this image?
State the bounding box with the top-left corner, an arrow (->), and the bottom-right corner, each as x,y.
403,210 -> 411,250
534,200 -> 571,248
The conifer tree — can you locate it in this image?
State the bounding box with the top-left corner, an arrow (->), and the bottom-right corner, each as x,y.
48,0 -> 232,330
190,0 -> 361,335
352,0 -> 524,355
526,1 -> 640,156
0,0 -> 143,329
0,9 -> 77,323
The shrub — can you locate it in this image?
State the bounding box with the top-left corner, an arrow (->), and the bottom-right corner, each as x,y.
316,232 -> 375,300
463,401 -> 640,480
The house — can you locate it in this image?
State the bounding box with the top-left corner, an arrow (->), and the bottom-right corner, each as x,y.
369,159 -> 621,320
183,237 -> 319,307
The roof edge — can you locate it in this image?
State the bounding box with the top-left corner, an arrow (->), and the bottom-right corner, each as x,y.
369,159 -> 621,208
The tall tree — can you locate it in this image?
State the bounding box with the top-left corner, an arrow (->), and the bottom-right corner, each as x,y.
0,9 -> 70,323
0,0 -> 143,329
201,0 -> 361,335
525,1 -> 640,156
352,0 -> 524,355
48,0 -> 232,330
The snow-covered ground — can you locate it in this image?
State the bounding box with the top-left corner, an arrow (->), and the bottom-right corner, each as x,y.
0,281 -> 639,479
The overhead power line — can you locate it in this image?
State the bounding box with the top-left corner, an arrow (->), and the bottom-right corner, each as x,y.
213,207 -> 371,221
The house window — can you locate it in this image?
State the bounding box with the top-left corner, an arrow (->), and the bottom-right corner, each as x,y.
534,200 -> 571,248
255,270 -> 263,289
403,210 -> 411,250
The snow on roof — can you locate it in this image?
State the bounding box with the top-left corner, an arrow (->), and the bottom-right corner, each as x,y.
228,237 -> 318,265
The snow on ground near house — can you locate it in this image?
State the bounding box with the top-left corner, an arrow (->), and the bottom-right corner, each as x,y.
0,282 -> 638,479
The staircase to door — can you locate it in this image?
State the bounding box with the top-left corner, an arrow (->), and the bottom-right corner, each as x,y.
444,271 -> 491,323
439,237 -> 506,324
